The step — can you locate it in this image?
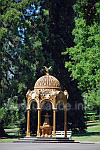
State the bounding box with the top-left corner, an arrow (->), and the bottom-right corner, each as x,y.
14,137 -> 75,143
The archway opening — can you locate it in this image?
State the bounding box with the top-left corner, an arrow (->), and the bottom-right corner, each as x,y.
30,101 -> 38,135
41,101 -> 53,127
56,102 -> 64,131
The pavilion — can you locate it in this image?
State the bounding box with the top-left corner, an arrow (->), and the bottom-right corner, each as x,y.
26,67 -> 69,137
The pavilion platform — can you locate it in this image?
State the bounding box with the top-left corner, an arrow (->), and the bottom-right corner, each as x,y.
15,137 -> 77,143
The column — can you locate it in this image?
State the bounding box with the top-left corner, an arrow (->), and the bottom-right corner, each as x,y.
53,108 -> 56,136
37,108 -> 41,137
26,109 -> 30,137
64,106 -> 67,137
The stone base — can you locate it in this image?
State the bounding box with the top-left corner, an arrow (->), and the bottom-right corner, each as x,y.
14,137 -> 78,143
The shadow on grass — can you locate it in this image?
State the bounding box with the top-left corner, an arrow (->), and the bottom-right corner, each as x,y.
0,135 -> 25,139
87,123 -> 100,127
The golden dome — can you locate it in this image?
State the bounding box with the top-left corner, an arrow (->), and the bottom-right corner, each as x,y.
34,74 -> 61,90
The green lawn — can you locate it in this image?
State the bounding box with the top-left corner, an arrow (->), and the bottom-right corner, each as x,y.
72,121 -> 100,142
0,121 -> 100,143
72,135 -> 100,142
87,122 -> 100,128
0,139 -> 18,143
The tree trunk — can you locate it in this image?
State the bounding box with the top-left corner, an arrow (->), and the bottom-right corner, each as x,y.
96,106 -> 100,115
0,123 -> 8,137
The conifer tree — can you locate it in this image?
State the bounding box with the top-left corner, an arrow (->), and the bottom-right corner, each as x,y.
46,0 -> 86,132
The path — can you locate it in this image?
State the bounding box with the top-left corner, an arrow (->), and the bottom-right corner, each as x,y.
0,143 -> 100,150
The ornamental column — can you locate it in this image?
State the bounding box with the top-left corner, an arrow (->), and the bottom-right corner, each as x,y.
64,105 -> 67,137
53,108 -> 56,136
37,108 -> 41,137
26,108 -> 31,137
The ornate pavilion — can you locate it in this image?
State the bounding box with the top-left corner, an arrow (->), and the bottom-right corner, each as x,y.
26,67 -> 69,137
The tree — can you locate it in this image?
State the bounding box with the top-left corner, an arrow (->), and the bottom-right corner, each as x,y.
0,0 -> 87,136
46,0 -> 86,132
63,0 -> 100,114
0,0 -> 23,136
0,0 -> 49,136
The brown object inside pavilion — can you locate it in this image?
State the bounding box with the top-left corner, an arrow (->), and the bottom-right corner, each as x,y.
40,113 -> 52,137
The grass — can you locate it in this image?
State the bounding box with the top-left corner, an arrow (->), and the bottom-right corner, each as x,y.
4,128 -> 19,132
4,128 -> 20,136
72,136 -> 100,142
87,122 -> 100,128
0,121 -> 100,143
0,139 -> 18,143
72,121 -> 100,142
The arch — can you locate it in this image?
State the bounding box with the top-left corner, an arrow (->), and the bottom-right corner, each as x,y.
28,99 -> 38,109
30,101 -> 37,111
56,91 -> 67,104
40,99 -> 54,109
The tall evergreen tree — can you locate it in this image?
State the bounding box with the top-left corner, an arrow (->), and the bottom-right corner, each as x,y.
45,0 -> 86,132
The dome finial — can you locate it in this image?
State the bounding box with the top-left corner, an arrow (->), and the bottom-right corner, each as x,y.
44,66 -> 52,75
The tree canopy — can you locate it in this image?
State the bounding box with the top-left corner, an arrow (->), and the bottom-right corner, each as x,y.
63,0 -> 100,111
1,0 -> 96,137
